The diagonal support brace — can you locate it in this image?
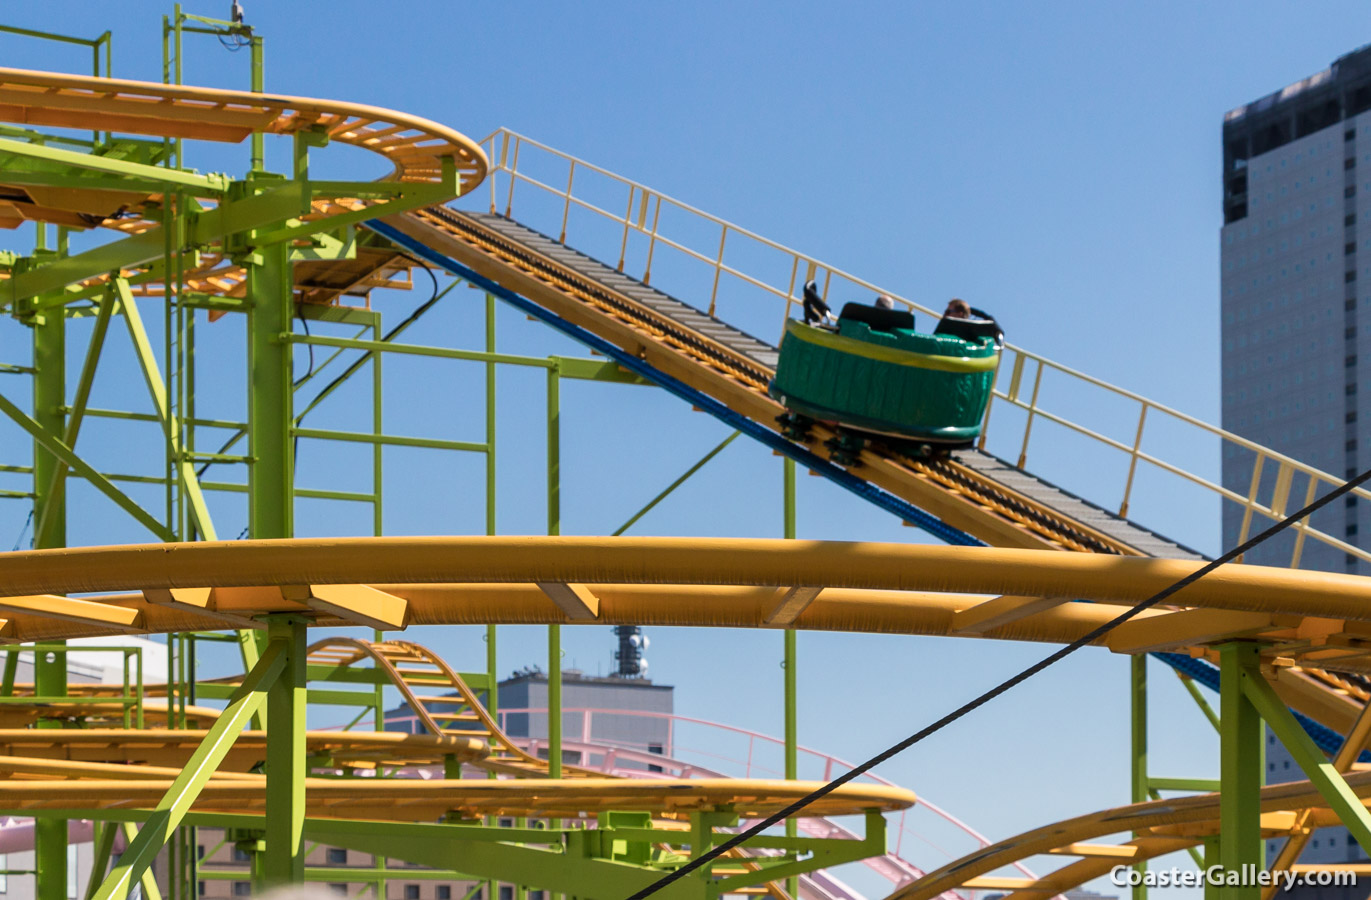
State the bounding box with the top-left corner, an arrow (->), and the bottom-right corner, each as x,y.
89,639 -> 288,900
1239,649 -> 1371,856
0,391 -> 174,540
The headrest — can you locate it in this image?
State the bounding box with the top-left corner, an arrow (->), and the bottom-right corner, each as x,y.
838,302 -> 914,334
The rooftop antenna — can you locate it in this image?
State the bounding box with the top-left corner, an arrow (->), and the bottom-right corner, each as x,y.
612,626 -> 649,678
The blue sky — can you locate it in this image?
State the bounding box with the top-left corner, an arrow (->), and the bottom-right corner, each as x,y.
4,1 -> 1371,895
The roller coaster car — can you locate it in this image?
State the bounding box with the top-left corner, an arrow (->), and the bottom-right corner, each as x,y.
769,293 -> 1001,459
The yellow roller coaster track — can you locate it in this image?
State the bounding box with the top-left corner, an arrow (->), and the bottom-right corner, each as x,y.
386,205 -> 1137,557
304,636 -> 601,778
0,66 -> 487,304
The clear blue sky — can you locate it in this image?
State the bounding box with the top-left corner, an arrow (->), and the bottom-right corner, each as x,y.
4,1 -> 1371,895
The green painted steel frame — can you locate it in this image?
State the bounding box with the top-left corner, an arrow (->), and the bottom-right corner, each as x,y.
1219,644 -> 1263,900
89,638 -> 287,900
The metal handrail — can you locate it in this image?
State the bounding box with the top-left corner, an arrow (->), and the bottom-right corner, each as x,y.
473,127 -> 1371,566
490,706 -> 1027,895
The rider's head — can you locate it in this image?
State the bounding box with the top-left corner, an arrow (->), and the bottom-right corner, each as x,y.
945,299 -> 971,319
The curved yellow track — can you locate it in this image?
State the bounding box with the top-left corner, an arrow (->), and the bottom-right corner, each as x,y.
887,772 -> 1371,900
0,777 -> 912,823
1,538 -> 1369,667
2,536 -> 1365,608
0,67 -> 488,301
0,67 -> 487,199
0,728 -> 487,770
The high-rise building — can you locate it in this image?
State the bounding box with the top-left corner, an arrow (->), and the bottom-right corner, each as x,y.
1222,46 -> 1371,897
1221,45 -> 1371,572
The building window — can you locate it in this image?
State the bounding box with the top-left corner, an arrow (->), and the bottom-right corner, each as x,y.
327,848 -> 348,865
233,884 -> 252,898
1347,186 -> 1358,199
330,887 -> 347,897
1348,439 -> 1359,452
405,887 -> 420,900
1348,271 -> 1358,283
1348,157 -> 1358,170
529,893 -> 544,900
437,889 -> 451,900
1349,524 -> 1360,537
233,847 -> 251,863
499,888 -> 514,900
1348,129 -> 1357,141
198,884 -> 206,897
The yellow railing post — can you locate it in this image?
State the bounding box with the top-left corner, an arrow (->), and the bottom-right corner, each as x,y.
783,256 -> 799,325
1235,453 -> 1267,562
643,195 -> 662,285
1016,360 -> 1045,470
1120,402 -> 1149,517
558,161 -> 576,243
1289,477 -> 1319,567
617,185 -> 635,272
978,350 -> 1009,450
708,225 -> 728,317
503,136 -> 520,218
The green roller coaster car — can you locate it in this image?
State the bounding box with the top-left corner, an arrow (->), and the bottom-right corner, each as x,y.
768,314 -> 1000,453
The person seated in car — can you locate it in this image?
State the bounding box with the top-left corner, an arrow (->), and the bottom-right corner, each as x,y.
935,298 -> 1002,347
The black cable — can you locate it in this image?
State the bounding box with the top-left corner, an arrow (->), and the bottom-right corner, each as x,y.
216,32 -> 249,52
293,312 -> 315,387
624,466 -> 1371,900
194,261 -> 445,482
11,510 -> 33,552
290,312 -> 315,479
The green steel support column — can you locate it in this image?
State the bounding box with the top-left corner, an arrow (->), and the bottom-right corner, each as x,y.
1219,644 -> 1262,900
1204,836 -> 1220,900
250,34 -> 264,172
171,5 -> 183,166
1,651 -> 16,696
34,289 -> 113,548
32,273 -> 67,900
248,239 -> 294,541
1130,654 -> 1147,900
246,238 -> 294,669
483,295 -> 497,900
373,318 -> 383,537
263,616 -> 308,887
782,456 -> 798,900
486,290 -> 498,736
547,362 -> 562,779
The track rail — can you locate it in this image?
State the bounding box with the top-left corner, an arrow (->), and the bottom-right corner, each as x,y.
305,637 -> 599,778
